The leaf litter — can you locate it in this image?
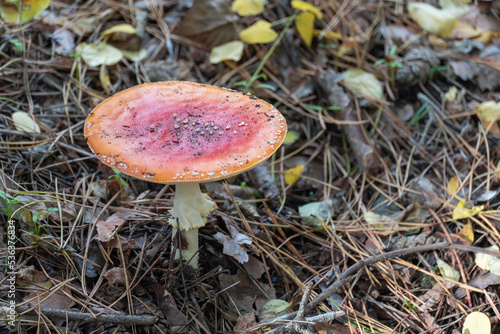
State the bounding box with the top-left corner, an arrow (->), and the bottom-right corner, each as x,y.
2,0 -> 500,333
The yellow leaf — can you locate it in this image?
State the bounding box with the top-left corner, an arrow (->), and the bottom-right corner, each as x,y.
283,130 -> 299,145
343,69 -> 384,102
102,24 -> 137,36
12,111 -> 41,133
407,2 -> 457,37
453,199 -> 484,220
489,258 -> 500,276
80,43 -> 123,67
497,161 -> 500,178
457,220 -> 474,244
232,0 -> 266,16
0,0 -> 50,24
295,12 -> 315,47
239,20 -> 277,44
475,245 -> 499,271
209,41 -> 244,64
448,175 -> 460,193
462,312 -> 491,334
291,0 -> 323,19
99,64 -> 112,93
313,29 -> 342,40
285,164 -> 304,185
436,259 -> 460,281
476,101 -> 500,134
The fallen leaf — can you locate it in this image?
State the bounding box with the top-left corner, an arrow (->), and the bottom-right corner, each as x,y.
291,0 -> 323,19
475,245 -> 500,271
299,199 -> 334,227
283,130 -> 299,145
295,12 -> 315,47
448,175 -> 460,194
219,270 -> 275,314
99,64 -> 112,93
489,258 -> 500,276
343,68 -> 384,102
284,164 -> 304,185
477,100 -> 500,134
23,289 -> 74,310
242,256 -> 267,279
453,200 -> 484,220
121,49 -> 147,62
213,225 -> 252,263
233,312 -> 257,331
439,0 -> 469,17
455,272 -> 500,298
408,2 -> 457,37
259,299 -> 290,319
209,40 -> 244,63
313,29 -> 341,40
95,212 -> 127,242
437,259 -> 460,281
80,43 -> 123,67
174,0 -> 239,49
0,0 -> 50,24
101,23 -> 137,36
462,312 -> 491,334
364,211 -> 399,231
231,0 -> 266,16
457,220 -> 474,244
102,267 -> 128,286
12,111 -> 41,134
239,20 -> 277,44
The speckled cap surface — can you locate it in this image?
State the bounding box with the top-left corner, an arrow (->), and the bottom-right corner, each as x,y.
85,81 -> 287,183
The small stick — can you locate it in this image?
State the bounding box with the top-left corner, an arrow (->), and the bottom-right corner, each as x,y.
16,306 -> 158,325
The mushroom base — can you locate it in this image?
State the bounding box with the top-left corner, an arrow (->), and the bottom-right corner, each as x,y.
169,183 -> 216,268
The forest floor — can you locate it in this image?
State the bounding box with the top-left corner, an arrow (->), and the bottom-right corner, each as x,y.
1,0 -> 500,333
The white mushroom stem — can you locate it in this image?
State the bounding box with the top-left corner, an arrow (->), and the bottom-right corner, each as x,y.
168,183 -> 216,268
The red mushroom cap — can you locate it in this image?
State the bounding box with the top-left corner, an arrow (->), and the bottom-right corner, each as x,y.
85,82 -> 287,183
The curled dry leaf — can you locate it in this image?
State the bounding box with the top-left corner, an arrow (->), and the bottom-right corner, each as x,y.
95,212 -> 128,242
455,272 -> 500,298
213,224 -> 252,263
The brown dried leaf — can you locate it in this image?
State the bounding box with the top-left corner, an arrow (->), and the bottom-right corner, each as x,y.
219,270 -> 275,314
233,312 -> 257,331
455,272 -> 500,298
174,0 -> 239,49
95,212 -> 129,242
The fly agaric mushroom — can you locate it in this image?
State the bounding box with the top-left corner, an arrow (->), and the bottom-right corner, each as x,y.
85,82 -> 287,268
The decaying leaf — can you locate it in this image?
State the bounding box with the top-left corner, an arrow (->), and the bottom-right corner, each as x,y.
213,224 -> 252,263
455,272 -> 500,298
209,40 -> 244,64
219,270 -> 276,314
462,312 -> 491,334
0,0 -> 50,24
476,100 -> 500,134
12,111 -> 41,134
239,20 -> 278,44
95,212 -> 129,242
259,299 -> 290,319
475,245 -> 500,271
437,259 -> 460,282
407,2 -> 457,37
343,68 -> 384,102
174,0 -> 239,49
299,199 -> 334,227
231,0 -> 266,16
